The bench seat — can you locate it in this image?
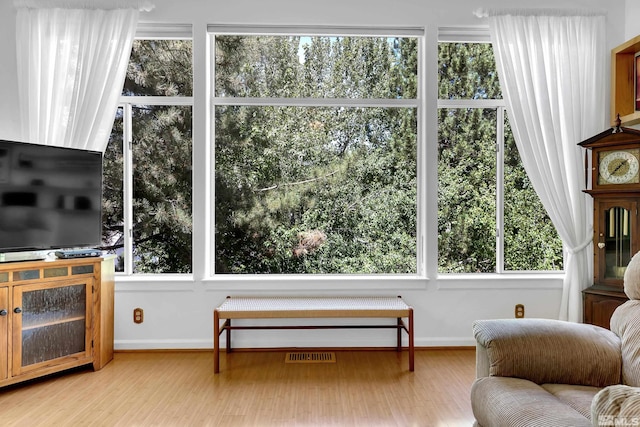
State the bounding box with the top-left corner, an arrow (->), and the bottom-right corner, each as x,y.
213,296 -> 414,373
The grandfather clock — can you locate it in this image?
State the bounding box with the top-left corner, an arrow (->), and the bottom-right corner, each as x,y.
578,119 -> 639,328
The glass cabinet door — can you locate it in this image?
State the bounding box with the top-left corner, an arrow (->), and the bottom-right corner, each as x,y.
12,280 -> 93,375
597,200 -> 638,285
603,206 -> 632,280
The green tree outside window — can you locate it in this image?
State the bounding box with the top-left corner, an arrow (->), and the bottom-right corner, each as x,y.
437,42 -> 562,273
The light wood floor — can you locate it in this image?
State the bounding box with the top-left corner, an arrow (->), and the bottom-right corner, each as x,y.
0,348 -> 476,426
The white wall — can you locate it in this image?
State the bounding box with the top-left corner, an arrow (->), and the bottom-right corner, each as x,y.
626,1 -> 640,39
0,0 -> 628,350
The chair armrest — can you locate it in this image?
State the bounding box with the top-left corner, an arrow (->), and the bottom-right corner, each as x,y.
592,385 -> 640,426
475,340 -> 490,379
473,318 -> 621,387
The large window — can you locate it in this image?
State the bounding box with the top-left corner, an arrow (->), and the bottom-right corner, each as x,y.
211,28 -> 422,274
437,41 -> 563,273
103,29 -> 557,278
103,38 -> 193,274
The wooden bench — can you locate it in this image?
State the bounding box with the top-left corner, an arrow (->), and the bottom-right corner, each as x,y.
213,296 -> 414,373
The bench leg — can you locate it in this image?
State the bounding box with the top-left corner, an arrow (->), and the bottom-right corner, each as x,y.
408,308 -> 414,372
396,317 -> 402,352
214,310 -> 220,374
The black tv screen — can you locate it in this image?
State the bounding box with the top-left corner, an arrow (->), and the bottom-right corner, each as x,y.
0,140 -> 102,253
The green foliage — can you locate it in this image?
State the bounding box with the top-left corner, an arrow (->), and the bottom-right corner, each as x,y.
123,40 -> 192,97
214,36 -> 417,274
105,37 -> 562,275
103,40 -> 193,273
438,107 -> 498,273
438,42 -> 501,100
102,113 -> 124,269
437,43 -> 563,273
503,120 -> 563,270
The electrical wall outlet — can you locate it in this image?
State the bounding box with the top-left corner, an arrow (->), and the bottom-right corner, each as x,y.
515,304 -> 525,318
133,307 -> 144,324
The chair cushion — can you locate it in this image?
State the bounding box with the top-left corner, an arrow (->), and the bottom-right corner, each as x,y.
471,377 -> 592,427
610,300 -> 640,387
541,383 -> 601,419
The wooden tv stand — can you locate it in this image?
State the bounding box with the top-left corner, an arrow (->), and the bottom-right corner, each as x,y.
0,256 -> 114,387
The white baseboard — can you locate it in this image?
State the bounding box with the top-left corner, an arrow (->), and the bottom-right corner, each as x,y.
114,337 -> 476,351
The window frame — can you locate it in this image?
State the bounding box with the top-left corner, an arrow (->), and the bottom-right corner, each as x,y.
437,98 -> 508,272
436,29 -> 564,276
112,25 -> 194,276
207,25 -> 427,281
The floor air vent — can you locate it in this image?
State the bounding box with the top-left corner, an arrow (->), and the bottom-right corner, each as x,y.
285,352 -> 336,364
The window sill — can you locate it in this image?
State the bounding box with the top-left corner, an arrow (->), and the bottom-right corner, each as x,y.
436,272 -> 565,290
113,274 -> 429,292
202,275 -> 429,291
112,272 -> 564,292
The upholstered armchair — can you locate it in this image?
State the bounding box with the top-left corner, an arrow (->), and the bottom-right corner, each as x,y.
470,252 -> 640,427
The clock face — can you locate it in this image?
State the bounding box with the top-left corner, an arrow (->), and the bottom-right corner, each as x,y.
598,149 -> 640,185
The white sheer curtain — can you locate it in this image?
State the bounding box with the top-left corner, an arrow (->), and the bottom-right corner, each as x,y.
480,9 -> 606,322
14,0 -> 152,152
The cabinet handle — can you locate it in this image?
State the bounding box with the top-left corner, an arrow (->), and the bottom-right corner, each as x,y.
0,309 -> 6,316
13,307 -> 21,314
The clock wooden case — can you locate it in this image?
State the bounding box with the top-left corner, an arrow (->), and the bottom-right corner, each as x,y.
578,122 -> 640,328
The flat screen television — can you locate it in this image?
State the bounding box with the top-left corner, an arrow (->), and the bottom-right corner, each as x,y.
0,139 -> 102,254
